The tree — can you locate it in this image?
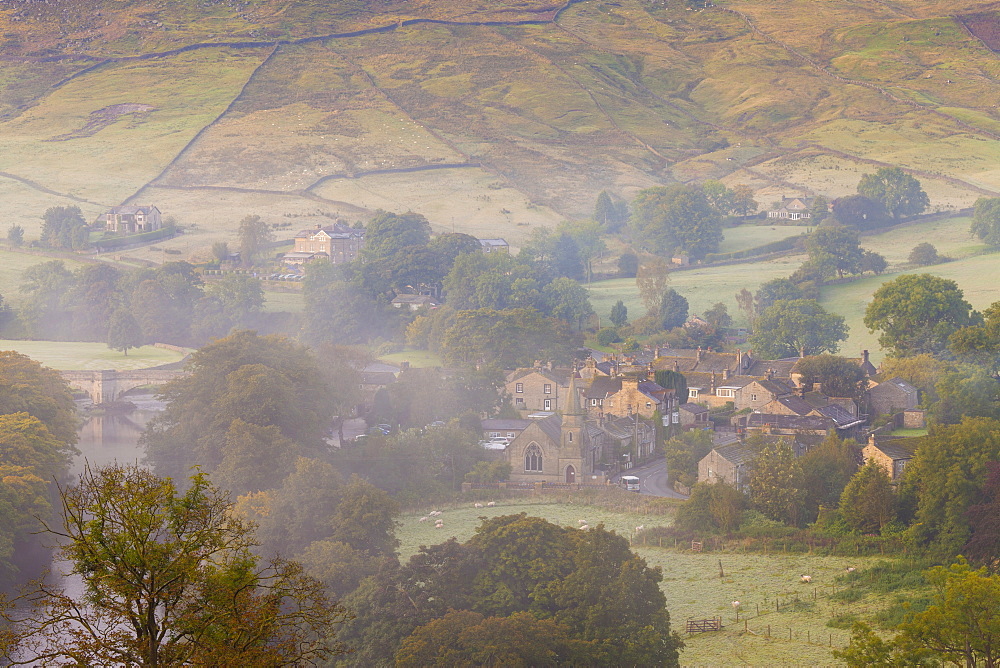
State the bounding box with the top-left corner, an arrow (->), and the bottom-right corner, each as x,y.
193,273 -> 265,342
143,330 -> 335,482
635,256 -> 671,315
659,288 -> 689,330
905,417 -> 1000,554
748,439 -> 805,525
609,299 -> 628,327
903,560 -> 1000,667
839,461 -> 896,533
864,274 -> 973,357
730,184 -> 758,217
0,350 -> 79,446
557,219 -> 606,282
950,301 -> 1000,377
674,481 -> 746,532
617,252 -> 638,278
963,461 -> 1000,571
361,210 -> 432,264
754,278 -> 803,314
1,464 -> 347,666
594,191 -> 628,232
438,308 -> 580,368
6,224 -> 23,247
810,196 -> 830,224
909,242 -> 940,266
69,263 -> 123,342
237,214 -> 274,266
396,610 -> 601,667
735,287 -> 755,329
799,434 -> 859,524
831,194 -> 887,230
971,196 -> 1000,246
858,166 -> 929,222
859,249 -> 888,275
748,299 -> 848,359
629,184 -> 723,258
794,354 -> 868,399
806,225 -> 864,278
211,240 -> 231,263
18,260 -> 74,339
541,277 -> 594,329
107,307 -> 143,355
655,369 -> 689,406
40,205 -> 88,250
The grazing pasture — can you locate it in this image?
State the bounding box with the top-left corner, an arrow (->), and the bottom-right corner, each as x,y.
0,340 -> 185,370
396,500 -> 891,667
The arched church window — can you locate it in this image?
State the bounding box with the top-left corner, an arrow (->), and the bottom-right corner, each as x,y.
525,444 -> 543,472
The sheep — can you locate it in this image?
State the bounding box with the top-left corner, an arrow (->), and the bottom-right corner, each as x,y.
579,524 -> 589,530
578,519 -> 587,525
474,503 -> 483,509
635,525 -> 645,533
419,516 -> 429,522
800,575 -> 812,583
435,522 -> 444,528
846,567 -> 856,573
429,510 -> 441,516
486,501 -> 496,507
731,601 -> 741,609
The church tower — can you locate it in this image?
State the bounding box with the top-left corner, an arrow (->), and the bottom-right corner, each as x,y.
560,375 -> 586,482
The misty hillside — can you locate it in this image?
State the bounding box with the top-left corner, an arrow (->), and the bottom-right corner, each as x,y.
2,0 -> 1000,252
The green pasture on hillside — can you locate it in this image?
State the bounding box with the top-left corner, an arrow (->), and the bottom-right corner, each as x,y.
0,340 -> 185,370
715,224 -> 807,254
0,250 -> 91,306
821,251 -> 1000,365
396,500 -> 892,666
379,349 -> 443,368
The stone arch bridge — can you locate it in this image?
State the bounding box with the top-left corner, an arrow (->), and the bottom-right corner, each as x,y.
60,369 -> 186,404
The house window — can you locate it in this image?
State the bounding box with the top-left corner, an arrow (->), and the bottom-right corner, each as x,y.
525,445 -> 543,472
544,399 -> 552,410
591,399 -> 598,406
515,383 -> 524,393
689,389 -> 699,398
515,397 -> 524,406
717,389 -> 734,398
543,384 -> 552,394
490,432 -> 500,438
507,432 -> 515,438
646,402 -> 652,409
568,432 -> 573,442
750,394 -> 757,402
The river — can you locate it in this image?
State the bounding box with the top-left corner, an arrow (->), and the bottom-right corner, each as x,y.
72,393 -> 164,475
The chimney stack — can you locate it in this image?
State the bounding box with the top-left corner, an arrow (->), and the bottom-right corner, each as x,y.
696,346 -> 703,362
723,368 -> 731,380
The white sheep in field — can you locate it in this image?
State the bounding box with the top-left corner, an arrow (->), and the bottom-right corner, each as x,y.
578,519 -> 587,525
846,567 -> 856,573
474,503 -> 483,508
435,522 -> 444,528
579,524 -> 589,530
635,525 -> 645,533
731,601 -> 740,610
487,501 -> 496,507
800,575 -> 812,583
429,510 -> 441,516
419,516 -> 428,522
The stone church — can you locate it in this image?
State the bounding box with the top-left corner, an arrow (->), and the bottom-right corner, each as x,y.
505,377 -> 603,483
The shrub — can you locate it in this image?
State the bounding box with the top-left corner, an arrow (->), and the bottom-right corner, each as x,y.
595,327 -> 621,346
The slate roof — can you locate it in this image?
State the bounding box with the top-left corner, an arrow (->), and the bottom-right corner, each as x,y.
772,395 -> 814,416
107,205 -> 160,215
711,443 -> 757,467
637,380 -> 671,403
755,378 -> 796,396
815,403 -> 864,429
534,413 -> 564,443
294,223 -> 361,238
391,294 -> 437,305
506,367 -> 573,386
743,357 -> 801,378
868,439 -> 916,461
746,413 -> 833,431
481,418 -> 530,431
585,376 -> 621,399
679,403 -> 709,415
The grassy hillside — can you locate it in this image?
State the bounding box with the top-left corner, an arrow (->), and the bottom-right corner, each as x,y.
3,0 -> 1000,264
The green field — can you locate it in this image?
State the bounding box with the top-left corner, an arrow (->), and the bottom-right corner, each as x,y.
397,500 -> 889,666
0,249 -> 92,306
0,340 -> 185,370
379,348 -> 444,368
715,224 -> 807,254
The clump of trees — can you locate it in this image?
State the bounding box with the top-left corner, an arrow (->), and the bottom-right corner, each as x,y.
340,513 -> 684,666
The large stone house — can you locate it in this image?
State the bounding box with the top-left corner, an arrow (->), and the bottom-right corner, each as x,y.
698,443 -> 756,488
505,365 -> 573,414
599,376 -> 675,420
867,377 -> 919,417
285,223 -> 365,265
104,205 -> 162,234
